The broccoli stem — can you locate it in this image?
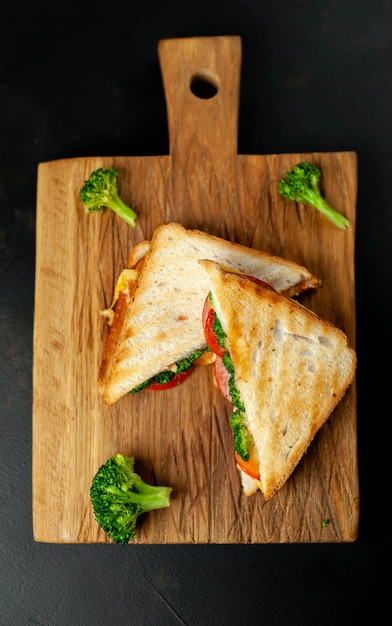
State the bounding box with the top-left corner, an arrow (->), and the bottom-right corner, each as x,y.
108,484 -> 172,512
302,189 -> 350,229
105,194 -> 137,227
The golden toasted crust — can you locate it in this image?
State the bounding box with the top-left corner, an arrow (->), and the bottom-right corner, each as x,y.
199,260 -> 357,500
127,240 -> 151,269
98,242 -> 151,393
101,223 -> 320,405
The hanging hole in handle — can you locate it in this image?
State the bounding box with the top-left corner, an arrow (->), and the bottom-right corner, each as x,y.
190,69 -> 219,99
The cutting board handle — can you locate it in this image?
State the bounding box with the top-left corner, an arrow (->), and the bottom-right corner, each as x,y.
158,36 -> 242,162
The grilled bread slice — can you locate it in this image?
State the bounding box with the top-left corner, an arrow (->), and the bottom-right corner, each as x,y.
199,259 -> 356,500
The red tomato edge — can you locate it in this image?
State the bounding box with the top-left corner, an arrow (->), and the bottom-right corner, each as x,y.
146,367 -> 195,390
234,452 -> 260,481
202,295 -> 226,358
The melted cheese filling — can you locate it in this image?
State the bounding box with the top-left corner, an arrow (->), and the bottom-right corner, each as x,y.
100,268 -> 138,325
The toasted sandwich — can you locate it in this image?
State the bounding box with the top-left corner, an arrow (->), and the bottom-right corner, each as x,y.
199,259 -> 357,499
99,222 -> 321,406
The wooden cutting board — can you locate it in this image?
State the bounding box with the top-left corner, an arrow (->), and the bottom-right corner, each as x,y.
33,35 -> 359,544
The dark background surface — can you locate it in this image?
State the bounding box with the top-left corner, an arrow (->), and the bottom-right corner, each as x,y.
0,0 -> 389,624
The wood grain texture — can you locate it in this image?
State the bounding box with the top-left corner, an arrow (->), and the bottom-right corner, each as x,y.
32,36 -> 359,544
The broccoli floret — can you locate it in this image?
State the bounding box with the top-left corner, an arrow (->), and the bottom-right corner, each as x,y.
211,311 -> 228,352
222,352 -> 245,412
90,454 -> 172,544
80,167 -> 137,227
229,411 -> 254,462
278,161 -> 349,230
175,347 -> 210,374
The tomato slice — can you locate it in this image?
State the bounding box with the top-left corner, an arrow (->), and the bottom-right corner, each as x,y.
202,296 -> 226,358
146,367 -> 195,390
235,451 -> 260,481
